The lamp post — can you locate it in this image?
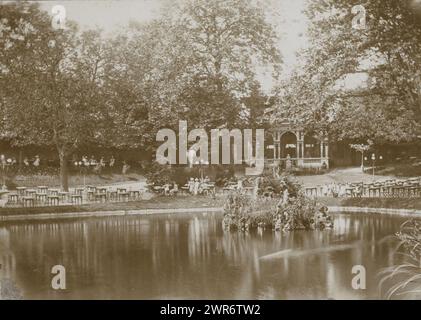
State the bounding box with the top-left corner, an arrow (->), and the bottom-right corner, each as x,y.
1,161 -> 6,191
74,161 -> 86,188
0,156 -> 11,190
365,153 -> 383,178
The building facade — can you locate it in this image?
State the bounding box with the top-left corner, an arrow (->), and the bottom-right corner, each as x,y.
265,121 -> 329,169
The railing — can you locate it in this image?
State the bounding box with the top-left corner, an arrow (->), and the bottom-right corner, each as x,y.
303,158 -> 324,164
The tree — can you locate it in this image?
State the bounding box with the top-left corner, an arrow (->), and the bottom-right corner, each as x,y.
107,0 -> 282,137
273,0 -> 421,145
350,139 -> 373,172
0,2 -> 107,190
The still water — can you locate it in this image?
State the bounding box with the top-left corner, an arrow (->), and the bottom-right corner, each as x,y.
0,212 -> 414,299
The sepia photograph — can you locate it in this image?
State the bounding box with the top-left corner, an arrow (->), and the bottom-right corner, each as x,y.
1,0 -> 421,305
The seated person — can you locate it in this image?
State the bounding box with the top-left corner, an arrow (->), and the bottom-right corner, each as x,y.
169,183 -> 178,196
163,183 -> 171,195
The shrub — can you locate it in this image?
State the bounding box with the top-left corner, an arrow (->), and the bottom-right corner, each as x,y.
144,162 -> 236,188
379,220 -> 421,299
222,174 -> 333,232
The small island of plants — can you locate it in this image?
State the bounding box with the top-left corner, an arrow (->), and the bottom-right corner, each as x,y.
222,174 -> 333,232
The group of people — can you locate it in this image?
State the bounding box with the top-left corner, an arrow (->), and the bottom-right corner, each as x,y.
0,153 -> 133,175
187,176 -> 212,195
1,154 -> 39,167
163,182 -> 179,196
76,155 -> 115,168
320,182 -> 361,197
75,156 -> 131,175
159,177 -> 213,196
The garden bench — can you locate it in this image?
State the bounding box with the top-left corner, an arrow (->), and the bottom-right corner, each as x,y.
180,185 -> 190,195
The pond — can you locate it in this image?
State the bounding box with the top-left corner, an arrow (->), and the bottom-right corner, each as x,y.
0,212 -> 415,299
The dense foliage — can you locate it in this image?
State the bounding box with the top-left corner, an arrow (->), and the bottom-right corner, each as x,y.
222,174 -> 333,231
272,0 -> 421,145
0,0 -> 281,190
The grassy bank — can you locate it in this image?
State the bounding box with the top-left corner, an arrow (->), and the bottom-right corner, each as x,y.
2,195 -> 421,218
0,195 -> 223,216
320,197 -> 421,210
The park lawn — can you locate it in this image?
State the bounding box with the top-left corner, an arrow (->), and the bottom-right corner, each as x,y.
372,162 -> 421,177
2,193 -> 421,217
0,195 -> 224,216
320,197 -> 421,210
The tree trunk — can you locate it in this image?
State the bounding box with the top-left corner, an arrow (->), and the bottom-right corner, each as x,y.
361,152 -> 364,173
59,151 -> 69,191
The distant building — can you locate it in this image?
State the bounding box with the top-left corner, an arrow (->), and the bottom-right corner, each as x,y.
265,120 -> 329,169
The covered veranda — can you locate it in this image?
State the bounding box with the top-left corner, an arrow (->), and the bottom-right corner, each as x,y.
265,121 -> 329,169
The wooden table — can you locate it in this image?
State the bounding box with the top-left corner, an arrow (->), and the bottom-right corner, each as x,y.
47,195 -> 60,206
35,193 -> 48,202
118,192 -> 130,201
71,194 -> 83,204
16,187 -> 27,196
97,187 -> 107,194
8,193 -> 19,203
37,186 -> 49,194
305,187 -> 318,197
129,190 -> 140,199
95,193 -> 107,202
58,192 -> 69,202
49,189 -> 60,196
22,197 -> 35,207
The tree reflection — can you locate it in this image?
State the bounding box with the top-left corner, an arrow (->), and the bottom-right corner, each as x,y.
0,212 -> 414,299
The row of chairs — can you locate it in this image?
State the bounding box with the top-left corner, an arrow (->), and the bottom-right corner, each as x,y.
305,177 -> 421,198
6,185 -> 144,207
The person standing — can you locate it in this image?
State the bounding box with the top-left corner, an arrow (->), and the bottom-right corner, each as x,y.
193,178 -> 200,195
122,161 -> 130,175
109,156 -> 115,167
33,155 -> 40,167
188,178 -> 194,194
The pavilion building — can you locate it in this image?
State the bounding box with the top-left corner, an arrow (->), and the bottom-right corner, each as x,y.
265,120 -> 329,169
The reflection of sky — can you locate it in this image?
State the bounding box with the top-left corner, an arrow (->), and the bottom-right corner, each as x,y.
0,213 -> 415,299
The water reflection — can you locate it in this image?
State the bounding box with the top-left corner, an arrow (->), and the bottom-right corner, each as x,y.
0,212 -> 413,299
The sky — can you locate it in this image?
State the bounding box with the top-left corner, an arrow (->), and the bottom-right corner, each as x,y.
37,0 -> 309,91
